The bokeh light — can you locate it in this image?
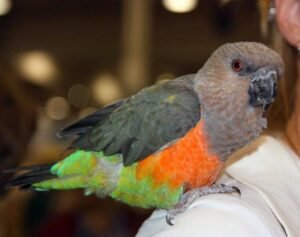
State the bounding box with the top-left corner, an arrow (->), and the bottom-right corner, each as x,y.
162,0 -> 198,13
45,97 -> 70,120
91,73 -> 123,105
156,73 -> 176,82
68,84 -> 90,108
17,51 -> 57,86
0,0 -> 11,16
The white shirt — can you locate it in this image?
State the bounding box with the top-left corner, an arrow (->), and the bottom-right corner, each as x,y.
136,136 -> 300,237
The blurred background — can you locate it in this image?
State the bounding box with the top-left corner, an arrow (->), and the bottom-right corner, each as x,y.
0,0 -> 266,236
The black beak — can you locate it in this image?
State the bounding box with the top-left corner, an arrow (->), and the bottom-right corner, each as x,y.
248,66 -> 278,114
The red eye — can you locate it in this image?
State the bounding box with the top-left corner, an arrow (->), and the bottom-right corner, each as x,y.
232,59 -> 243,72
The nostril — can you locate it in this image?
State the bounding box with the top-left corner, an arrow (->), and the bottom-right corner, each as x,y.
272,72 -> 278,81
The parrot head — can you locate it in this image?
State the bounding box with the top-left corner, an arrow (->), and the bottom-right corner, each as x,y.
195,42 -> 284,116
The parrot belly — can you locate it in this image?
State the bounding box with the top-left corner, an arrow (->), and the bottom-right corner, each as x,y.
111,121 -> 223,209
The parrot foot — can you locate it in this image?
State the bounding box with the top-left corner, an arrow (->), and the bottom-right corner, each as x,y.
166,184 -> 240,225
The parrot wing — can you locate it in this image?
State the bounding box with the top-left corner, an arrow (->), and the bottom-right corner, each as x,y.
60,74 -> 201,166
58,100 -> 126,137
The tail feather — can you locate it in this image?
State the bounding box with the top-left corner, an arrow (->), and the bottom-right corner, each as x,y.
4,150 -> 121,195
4,163 -> 55,173
5,163 -> 56,190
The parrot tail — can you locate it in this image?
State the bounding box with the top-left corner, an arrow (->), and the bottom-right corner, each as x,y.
4,163 -> 56,190
5,150 -> 122,195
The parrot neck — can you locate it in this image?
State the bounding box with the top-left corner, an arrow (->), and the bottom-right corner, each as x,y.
193,71 -> 267,161
202,105 -> 266,162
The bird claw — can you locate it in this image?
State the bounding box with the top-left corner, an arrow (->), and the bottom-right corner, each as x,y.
232,185 -> 241,196
166,213 -> 175,225
165,183 -> 241,225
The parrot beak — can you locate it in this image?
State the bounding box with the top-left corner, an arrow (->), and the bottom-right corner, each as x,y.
248,66 -> 279,114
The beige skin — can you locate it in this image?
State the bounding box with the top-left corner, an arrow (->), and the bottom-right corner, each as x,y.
275,0 -> 300,155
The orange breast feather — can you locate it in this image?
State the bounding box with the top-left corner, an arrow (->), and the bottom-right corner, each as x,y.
136,121 -> 223,190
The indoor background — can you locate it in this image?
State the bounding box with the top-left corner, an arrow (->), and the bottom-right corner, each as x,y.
0,0 -> 265,236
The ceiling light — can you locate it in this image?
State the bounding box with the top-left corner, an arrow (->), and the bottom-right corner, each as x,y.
162,0 -> 198,13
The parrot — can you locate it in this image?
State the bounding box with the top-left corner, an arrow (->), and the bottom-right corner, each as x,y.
5,42 -> 283,225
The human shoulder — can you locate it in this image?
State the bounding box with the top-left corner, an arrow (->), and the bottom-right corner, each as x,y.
226,135 -> 300,236
136,178 -> 286,237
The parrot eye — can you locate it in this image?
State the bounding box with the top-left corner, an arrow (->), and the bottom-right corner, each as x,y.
232,59 -> 243,72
